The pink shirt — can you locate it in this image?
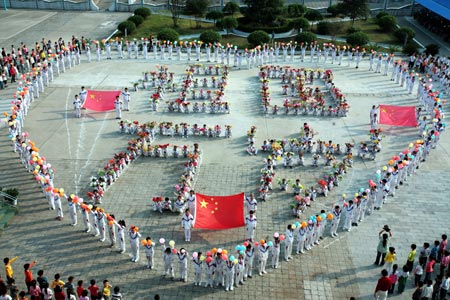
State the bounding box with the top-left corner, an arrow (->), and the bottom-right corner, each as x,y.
442,255 -> 450,267
426,260 -> 435,273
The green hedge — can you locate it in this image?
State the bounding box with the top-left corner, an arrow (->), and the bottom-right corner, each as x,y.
237,17 -> 291,34
128,15 -> 144,27
134,7 -> 151,19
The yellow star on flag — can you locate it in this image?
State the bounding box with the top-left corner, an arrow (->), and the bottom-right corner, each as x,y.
200,200 -> 208,208
90,94 -> 96,99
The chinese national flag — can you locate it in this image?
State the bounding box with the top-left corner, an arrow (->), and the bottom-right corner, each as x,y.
379,105 -> 417,127
82,90 -> 121,111
194,192 -> 245,230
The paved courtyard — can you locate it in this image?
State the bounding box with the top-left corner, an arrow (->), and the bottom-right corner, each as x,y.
0,10 -> 450,300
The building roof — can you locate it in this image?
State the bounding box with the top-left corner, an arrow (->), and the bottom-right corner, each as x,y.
415,0 -> 450,20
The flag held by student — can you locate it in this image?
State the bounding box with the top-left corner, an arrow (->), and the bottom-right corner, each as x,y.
82,90 -> 121,111
379,105 -> 417,127
194,193 -> 245,230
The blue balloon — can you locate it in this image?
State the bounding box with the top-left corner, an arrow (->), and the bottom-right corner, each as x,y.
267,241 -> 273,247
229,255 -> 235,261
295,221 -> 300,227
8,134 -> 12,139
239,250 -> 244,255
235,245 -> 240,251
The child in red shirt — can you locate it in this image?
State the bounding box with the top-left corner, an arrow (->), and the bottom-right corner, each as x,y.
77,280 -> 85,298
424,258 -> 435,282
88,279 -> 99,300
23,261 -> 36,291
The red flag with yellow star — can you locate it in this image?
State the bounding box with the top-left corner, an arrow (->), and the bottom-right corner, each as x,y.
194,192 -> 245,230
379,105 -> 417,127
82,90 -> 121,111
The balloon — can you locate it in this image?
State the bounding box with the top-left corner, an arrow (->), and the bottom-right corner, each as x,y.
260,239 -> 265,245
206,257 -> 212,263
267,241 -> 273,247
229,255 -> 235,261
382,166 -> 387,171
212,248 -> 217,254
169,240 -> 175,247
295,221 -> 300,227
217,248 -> 222,253
243,242 -> 249,247
222,250 -> 228,255
172,249 -> 177,254
239,250 -> 244,255
301,221 -> 307,227
254,242 -> 259,247
222,254 -> 228,261
273,232 -> 279,238
233,259 -> 238,264
141,240 -> 147,246
192,252 -> 198,258
200,255 -> 205,261
206,251 -> 212,257
359,188 -> 364,193
327,213 -> 333,220
235,245 -> 240,251
159,238 -> 165,244
279,235 -> 285,241
321,213 -> 326,219
317,216 -> 322,222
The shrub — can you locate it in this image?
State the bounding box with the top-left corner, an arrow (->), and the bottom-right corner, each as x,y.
425,44 -> 440,56
157,28 -> 179,42
290,17 -> 310,31
128,15 -> 144,27
394,27 -> 416,43
117,21 -> 136,35
403,42 -> 419,55
346,31 -> 369,46
375,11 -> 390,20
346,27 -> 361,35
304,9 -> 323,21
236,17 -> 291,34
316,21 -> 332,35
296,31 -> 317,44
199,30 -> 222,44
247,30 -> 270,47
327,4 -> 341,17
134,7 -> 151,19
377,15 -> 397,32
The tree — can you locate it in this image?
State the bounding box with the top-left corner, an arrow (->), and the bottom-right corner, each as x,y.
242,0 -> 284,25
286,4 -> 307,17
206,11 -> 224,25
346,31 -> 369,46
128,15 -> 144,27
220,17 -> 238,35
394,27 -> 415,44
200,30 -> 222,44
185,0 -> 210,28
377,15 -> 397,32
134,7 -> 151,19
403,42 -> 418,55
168,0 -> 186,28
157,28 -> 180,42
223,1 -> 240,16
327,4 -> 342,17
290,17 -> 310,32
425,44 -> 440,56
337,0 -> 369,24
304,9 -> 323,21
117,21 -> 136,35
247,30 -> 270,47
295,31 -> 317,44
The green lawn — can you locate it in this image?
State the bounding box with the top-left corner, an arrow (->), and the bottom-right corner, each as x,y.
119,15 -> 216,39
314,18 -> 400,45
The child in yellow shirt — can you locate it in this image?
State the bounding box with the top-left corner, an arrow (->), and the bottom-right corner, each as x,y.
4,256 -> 19,283
102,280 -> 112,300
384,247 -> 396,273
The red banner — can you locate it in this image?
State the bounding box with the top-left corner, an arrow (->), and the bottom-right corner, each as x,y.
82,90 -> 121,111
194,192 -> 245,230
379,105 -> 417,127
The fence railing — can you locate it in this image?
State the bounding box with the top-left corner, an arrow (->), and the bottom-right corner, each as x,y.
0,191 -> 18,207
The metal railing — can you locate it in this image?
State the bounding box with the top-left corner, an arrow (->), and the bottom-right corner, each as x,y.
0,191 -> 18,207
